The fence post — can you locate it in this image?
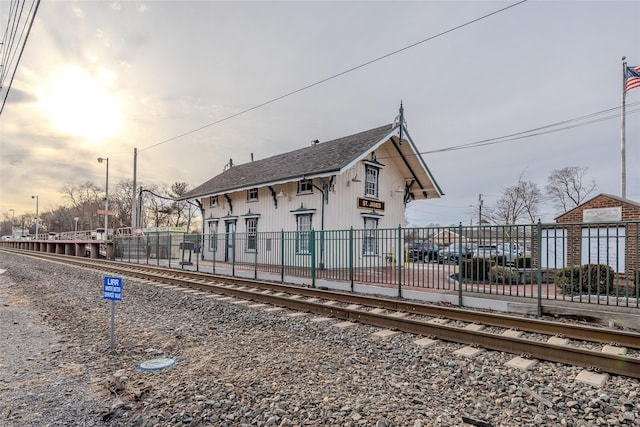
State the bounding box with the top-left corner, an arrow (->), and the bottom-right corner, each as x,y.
155,233 -> 160,266
280,230 -> 285,283
232,230 -> 236,277
537,219 -> 542,317
180,233 -> 186,269
196,233 -> 200,272
397,225 -> 403,298
145,235 -> 149,265
310,230 -> 316,288
349,227 -> 354,292
458,222 -> 463,306
168,233 -> 172,269
212,232 -> 217,274
254,234 -> 258,280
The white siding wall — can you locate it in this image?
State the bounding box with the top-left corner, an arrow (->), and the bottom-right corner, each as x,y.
199,145 -> 411,263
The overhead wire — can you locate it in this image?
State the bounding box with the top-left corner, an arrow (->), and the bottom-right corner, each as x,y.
1,0 -> 27,86
374,102 -> 640,161
139,0 -> 528,152
425,107 -> 640,154
0,0 -> 21,85
0,0 -> 40,116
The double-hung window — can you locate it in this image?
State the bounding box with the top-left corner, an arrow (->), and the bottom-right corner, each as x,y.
296,214 -> 312,254
362,217 -> 379,256
365,165 -> 379,198
208,221 -> 218,251
245,217 -> 258,251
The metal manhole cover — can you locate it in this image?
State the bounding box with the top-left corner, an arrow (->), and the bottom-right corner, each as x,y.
137,357 -> 176,371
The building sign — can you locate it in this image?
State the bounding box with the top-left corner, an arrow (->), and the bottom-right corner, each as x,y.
583,207 -> 622,223
357,197 -> 385,211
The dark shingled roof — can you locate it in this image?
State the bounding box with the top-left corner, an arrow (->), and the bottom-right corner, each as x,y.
183,124 -> 395,199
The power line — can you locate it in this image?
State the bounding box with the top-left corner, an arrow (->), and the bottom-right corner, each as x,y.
0,0 -> 40,116
140,0 -> 528,152
430,109 -> 640,154
375,102 -> 640,162
424,107 -> 640,155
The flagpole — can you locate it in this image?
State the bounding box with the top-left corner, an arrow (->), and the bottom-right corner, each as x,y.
621,56 -> 627,198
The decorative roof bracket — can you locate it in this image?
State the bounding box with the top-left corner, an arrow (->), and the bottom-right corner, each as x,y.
224,194 -> 232,213
268,186 -> 278,209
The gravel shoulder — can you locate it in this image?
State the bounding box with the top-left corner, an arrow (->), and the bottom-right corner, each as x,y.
0,252 -> 638,427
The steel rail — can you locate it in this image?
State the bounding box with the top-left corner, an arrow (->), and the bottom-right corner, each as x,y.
4,248 -> 640,349
3,249 -> 640,378
107,259 -> 640,349
123,271 -> 640,379
148,278 -> 640,379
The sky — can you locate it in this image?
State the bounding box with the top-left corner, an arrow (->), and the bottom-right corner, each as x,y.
1,0 -> 639,228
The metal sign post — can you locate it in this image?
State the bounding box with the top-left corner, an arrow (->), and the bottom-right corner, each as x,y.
103,276 -> 122,350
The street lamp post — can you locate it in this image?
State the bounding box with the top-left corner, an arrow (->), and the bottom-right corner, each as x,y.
31,195 -> 39,239
74,216 -> 79,239
97,157 -> 109,240
9,208 -> 14,236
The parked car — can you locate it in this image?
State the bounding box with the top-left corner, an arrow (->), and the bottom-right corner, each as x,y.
437,244 -> 476,263
497,243 -> 524,264
407,241 -> 439,262
474,244 -> 499,259
474,243 -> 524,264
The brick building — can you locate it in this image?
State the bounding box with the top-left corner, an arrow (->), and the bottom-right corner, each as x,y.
539,194 -> 640,277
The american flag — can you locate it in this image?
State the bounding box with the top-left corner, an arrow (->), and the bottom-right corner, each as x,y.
627,65 -> 640,92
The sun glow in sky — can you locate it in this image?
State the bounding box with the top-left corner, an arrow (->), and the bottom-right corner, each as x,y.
0,1 -> 638,223
38,65 -> 122,143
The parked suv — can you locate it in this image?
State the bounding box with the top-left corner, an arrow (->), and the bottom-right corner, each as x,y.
407,241 -> 440,262
437,244 -> 477,263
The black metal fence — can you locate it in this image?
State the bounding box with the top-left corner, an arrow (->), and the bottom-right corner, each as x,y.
114,221 -> 640,309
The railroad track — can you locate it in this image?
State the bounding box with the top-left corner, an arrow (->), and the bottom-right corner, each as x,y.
3,248 -> 640,379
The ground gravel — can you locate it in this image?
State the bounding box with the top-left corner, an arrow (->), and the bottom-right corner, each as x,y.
0,252 -> 638,427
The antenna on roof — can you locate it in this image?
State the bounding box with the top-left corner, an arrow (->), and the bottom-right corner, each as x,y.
223,158 -> 234,172
311,139 -> 319,146
394,101 -> 407,145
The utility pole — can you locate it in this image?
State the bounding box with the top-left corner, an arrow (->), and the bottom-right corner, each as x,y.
31,195 -> 39,239
478,193 -> 483,225
131,147 -> 137,233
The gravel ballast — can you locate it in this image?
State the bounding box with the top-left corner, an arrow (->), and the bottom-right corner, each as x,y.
0,252 -> 638,427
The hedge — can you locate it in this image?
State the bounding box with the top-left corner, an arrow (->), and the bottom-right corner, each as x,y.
555,264 -> 616,294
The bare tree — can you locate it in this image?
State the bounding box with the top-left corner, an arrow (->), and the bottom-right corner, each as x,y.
59,181 -> 102,230
545,166 -> 597,214
486,177 -> 542,224
168,182 -> 199,231
109,179 -> 135,230
141,185 -> 168,228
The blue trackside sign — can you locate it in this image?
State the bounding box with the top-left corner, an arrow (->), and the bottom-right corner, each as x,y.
103,276 -> 122,301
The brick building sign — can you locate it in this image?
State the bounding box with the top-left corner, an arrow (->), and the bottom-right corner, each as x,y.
583,206 -> 622,222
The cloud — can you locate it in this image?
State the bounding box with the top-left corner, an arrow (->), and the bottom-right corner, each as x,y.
4,87 -> 36,104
